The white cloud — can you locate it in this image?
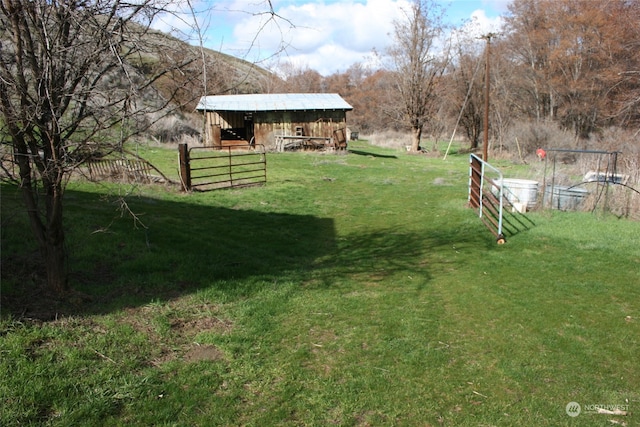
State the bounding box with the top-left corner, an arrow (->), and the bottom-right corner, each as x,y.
481,0 -> 511,14
449,8 -> 505,52
467,9 -> 504,36
151,0 -> 509,77
221,0 -> 412,75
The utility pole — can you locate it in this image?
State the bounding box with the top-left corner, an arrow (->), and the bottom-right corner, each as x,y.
482,33 -> 496,161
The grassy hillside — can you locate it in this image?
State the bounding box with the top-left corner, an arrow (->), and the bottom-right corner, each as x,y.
1,142 -> 639,426
128,26 -> 274,111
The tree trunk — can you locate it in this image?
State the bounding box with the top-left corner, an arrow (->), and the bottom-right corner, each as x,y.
43,176 -> 68,293
44,185 -> 68,293
410,126 -> 422,152
45,229 -> 68,294
468,123 -> 480,151
19,162 -> 69,294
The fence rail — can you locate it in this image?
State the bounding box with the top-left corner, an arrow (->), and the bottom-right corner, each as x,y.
469,154 -> 535,243
469,154 -> 506,243
179,143 -> 266,191
87,158 -> 153,182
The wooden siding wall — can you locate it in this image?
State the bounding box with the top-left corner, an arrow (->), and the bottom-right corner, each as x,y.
254,110 -> 347,147
204,110 -> 348,149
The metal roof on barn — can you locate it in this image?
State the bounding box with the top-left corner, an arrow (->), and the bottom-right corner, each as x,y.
195,93 -> 353,112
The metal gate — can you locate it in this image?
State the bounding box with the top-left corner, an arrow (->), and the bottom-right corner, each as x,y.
469,154 -> 535,243
179,143 -> 266,191
469,154 -> 506,243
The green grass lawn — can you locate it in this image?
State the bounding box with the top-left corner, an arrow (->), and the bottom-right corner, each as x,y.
1,141 -> 639,426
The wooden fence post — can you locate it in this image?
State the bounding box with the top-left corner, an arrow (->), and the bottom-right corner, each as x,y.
178,143 -> 191,191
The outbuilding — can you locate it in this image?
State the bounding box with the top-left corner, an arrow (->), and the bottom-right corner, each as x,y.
195,93 -> 353,151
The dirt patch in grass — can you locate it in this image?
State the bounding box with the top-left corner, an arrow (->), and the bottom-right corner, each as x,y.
170,314 -> 233,336
183,344 -> 225,362
152,342 -> 226,366
120,300 -> 233,366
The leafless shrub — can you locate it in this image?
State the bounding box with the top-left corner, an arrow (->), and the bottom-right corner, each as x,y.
174,133 -> 203,147
612,155 -> 640,220
594,127 -> 640,154
148,112 -> 201,143
499,120 -> 574,161
588,128 -> 640,218
581,182 -> 640,220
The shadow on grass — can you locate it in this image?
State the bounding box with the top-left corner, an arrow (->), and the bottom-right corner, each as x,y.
348,149 -> 398,159
1,185 -> 333,319
309,224 -> 494,292
1,184 -> 488,319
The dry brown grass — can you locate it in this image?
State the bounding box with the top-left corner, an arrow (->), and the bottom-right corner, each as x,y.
360,130 -> 412,150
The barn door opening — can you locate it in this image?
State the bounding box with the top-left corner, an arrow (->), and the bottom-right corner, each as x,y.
244,113 -> 254,145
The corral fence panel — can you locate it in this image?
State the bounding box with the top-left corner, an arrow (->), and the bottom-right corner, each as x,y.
86,158 -> 154,183
179,143 -> 267,192
469,154 -> 535,243
469,154 -> 505,242
0,144 -> 169,185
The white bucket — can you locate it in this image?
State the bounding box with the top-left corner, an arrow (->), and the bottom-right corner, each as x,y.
495,178 -> 539,212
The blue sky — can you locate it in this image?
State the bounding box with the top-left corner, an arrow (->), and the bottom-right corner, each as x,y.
152,0 -> 510,76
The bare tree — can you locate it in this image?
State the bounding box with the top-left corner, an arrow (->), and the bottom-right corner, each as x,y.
503,0 -> 640,139
274,62 -> 324,93
387,0 -> 450,152
0,0 -> 194,294
446,42 -> 484,151
503,0 -> 555,123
